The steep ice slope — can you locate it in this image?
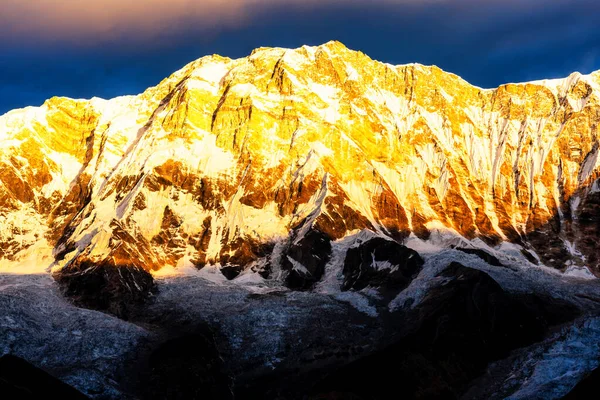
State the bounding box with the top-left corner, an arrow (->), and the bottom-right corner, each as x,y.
1,41 -> 600,294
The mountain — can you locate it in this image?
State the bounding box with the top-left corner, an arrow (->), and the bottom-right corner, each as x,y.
1,40 -> 600,306
3,41 -> 600,399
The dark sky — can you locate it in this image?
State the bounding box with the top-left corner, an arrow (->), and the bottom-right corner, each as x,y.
1,0 -> 599,115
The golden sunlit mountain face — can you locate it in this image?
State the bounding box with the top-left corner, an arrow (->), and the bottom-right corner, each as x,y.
1,42 -> 600,280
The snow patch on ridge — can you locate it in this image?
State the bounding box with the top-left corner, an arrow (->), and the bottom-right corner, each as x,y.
0,239 -> 54,274
187,60 -> 231,95
564,266 -> 596,280
308,82 -> 341,124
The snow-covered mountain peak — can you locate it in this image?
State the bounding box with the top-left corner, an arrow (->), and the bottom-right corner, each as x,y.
1,42 -> 600,296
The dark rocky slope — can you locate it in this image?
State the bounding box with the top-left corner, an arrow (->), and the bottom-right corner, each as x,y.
0,355 -> 89,400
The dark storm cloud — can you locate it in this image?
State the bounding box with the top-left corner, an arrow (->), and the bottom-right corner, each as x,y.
1,0 -> 599,114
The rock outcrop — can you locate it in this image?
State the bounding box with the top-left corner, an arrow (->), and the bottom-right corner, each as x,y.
342,237 -> 423,299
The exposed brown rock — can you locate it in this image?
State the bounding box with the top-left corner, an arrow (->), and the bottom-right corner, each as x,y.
0,162 -> 36,204
219,236 -> 275,279
314,179 -> 374,240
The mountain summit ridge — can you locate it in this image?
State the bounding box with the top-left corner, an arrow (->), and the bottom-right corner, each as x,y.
1,41 -> 600,300
5,40 -> 599,118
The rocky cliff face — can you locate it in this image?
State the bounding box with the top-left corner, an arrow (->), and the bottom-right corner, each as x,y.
1,41 -> 600,305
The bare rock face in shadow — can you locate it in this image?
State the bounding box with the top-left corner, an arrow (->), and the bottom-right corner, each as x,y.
342,237 -> 424,300
54,261 -> 155,319
282,228 -> 332,290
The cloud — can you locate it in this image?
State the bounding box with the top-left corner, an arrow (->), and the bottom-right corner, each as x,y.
1,0 -> 245,39
3,0 -> 588,44
0,0 -> 455,42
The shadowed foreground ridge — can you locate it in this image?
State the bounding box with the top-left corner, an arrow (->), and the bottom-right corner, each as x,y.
0,355 -> 89,399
